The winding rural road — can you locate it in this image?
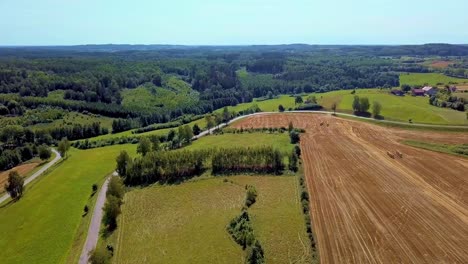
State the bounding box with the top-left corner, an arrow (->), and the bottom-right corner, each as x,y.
0,148 -> 61,205
195,110 -> 468,139
79,173 -> 117,264
79,109 -> 467,263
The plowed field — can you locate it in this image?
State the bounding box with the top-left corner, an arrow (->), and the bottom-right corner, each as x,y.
232,113 -> 468,263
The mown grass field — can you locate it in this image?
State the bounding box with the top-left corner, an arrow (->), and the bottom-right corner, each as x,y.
403,140 -> 468,158
0,144 -> 137,264
317,89 -> 468,125
84,117 -> 207,142
400,73 -> 468,86
188,132 -> 293,154
115,175 -> 310,264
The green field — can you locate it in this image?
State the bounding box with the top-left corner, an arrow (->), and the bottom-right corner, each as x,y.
187,132 -> 293,154
114,175 -> 310,263
400,73 -> 468,86
85,117 -> 208,142
403,140 -> 468,157
28,111 -> 115,131
0,144 -> 137,264
317,89 -> 468,125
121,78 -> 199,113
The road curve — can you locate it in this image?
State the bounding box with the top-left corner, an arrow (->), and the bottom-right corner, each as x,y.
79,173 -> 116,264
0,148 -> 62,205
194,110 -> 467,140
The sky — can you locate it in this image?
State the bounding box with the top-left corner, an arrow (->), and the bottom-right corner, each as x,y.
0,0 -> 467,46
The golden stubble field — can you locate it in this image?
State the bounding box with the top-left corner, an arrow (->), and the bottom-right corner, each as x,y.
233,113 -> 468,263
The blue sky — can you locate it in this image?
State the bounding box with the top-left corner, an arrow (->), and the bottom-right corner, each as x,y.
1,0 -> 467,45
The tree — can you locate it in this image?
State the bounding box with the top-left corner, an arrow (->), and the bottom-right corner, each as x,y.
151,137 -> 161,151
359,97 -> 370,113
372,101 -> 382,118
294,145 -> 301,157
192,124 -> 201,135
5,171 -> 24,200
352,96 -> 360,112
331,102 -> 337,114
295,96 -> 303,105
289,151 -> 298,172
401,84 -> 411,92
137,137 -> 151,156
89,245 -> 111,264
103,195 -> 121,231
289,131 -> 300,144
278,104 -> 285,112
38,145 -> 51,160
205,115 -> 215,129
107,176 -> 125,200
116,151 -> 130,177
222,106 -> 230,122
288,121 -> 294,132
58,138 -> 70,157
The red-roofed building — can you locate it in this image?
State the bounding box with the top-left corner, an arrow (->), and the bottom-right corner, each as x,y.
412,89 -> 425,96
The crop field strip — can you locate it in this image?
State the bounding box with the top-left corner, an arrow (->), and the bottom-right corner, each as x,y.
232,113 -> 468,263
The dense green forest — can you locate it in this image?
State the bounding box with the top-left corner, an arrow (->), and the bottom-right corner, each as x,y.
1,44 -> 468,150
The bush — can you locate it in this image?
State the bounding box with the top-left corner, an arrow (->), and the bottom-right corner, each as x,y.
227,210 -> 255,249
89,245 -> 111,264
245,185 -> 258,207
5,171 -> 24,200
288,151 -> 298,172
38,145 -> 51,160
289,131 -> 300,144
103,195 -> 121,231
107,177 -> 125,200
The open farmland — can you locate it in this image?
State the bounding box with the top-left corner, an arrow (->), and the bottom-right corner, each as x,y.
232,113 -> 468,263
400,73 -> 468,86
0,144 -> 137,264
0,162 -> 40,193
115,175 -> 310,263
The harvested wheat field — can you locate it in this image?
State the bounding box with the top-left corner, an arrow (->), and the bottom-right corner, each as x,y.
0,162 -> 40,192
232,113 -> 468,263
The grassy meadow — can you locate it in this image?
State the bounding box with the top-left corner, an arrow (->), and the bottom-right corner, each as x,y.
114,175 -> 311,264
400,73 -> 468,86
403,140 -> 468,157
317,89 -> 468,125
0,144 -> 137,264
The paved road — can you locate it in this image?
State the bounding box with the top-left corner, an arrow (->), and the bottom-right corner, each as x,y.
79,173 -> 117,264
194,111 -> 467,140
0,148 -> 61,205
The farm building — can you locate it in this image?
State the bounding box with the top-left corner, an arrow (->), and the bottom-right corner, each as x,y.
412,89 -> 425,96
422,86 -> 437,96
391,89 -> 404,96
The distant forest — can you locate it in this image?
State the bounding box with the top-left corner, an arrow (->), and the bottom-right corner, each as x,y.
0,43 -> 467,125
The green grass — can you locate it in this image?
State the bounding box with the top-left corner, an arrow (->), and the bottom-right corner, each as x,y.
400,73 -> 468,86
121,78 -> 199,113
85,117 -> 208,142
0,144 -> 137,264
114,175 -> 310,264
186,132 -> 293,155
28,111 -> 115,131
403,140 -> 468,158
317,89 -> 468,125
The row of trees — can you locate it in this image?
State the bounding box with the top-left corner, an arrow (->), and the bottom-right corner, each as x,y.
352,96 -> 382,118
212,147 -> 284,175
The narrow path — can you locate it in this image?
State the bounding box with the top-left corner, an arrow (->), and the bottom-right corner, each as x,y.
79,173 -> 116,264
0,148 -> 62,205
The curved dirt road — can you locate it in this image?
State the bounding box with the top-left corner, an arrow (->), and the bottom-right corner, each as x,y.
0,148 -> 61,205
232,113 -> 468,263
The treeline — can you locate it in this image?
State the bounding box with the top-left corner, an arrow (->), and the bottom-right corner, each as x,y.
429,88 -> 466,111
47,122 -> 108,141
133,114 -> 204,134
116,146 -> 285,186
212,147 -> 284,175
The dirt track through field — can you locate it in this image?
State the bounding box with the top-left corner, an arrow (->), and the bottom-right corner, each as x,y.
232,113 -> 468,263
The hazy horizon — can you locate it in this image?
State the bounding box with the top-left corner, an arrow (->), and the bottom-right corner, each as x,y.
1,0 -> 468,46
